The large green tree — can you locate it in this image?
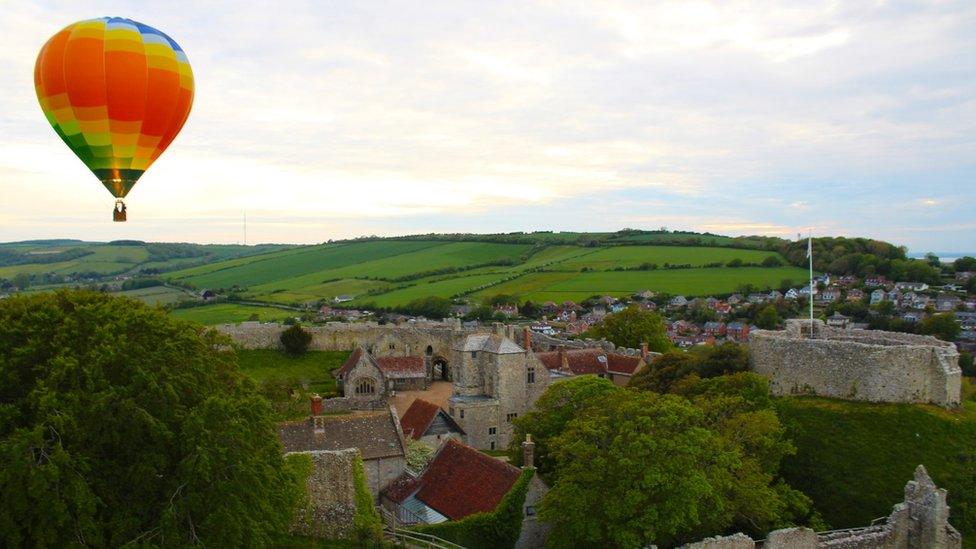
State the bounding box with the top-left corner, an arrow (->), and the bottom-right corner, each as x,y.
507,376 -> 618,479
587,306 -> 671,352
919,313 -> 961,342
0,291 -> 303,546
539,391 -> 735,547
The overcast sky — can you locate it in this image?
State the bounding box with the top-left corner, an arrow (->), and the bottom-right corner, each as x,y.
2,1 -> 974,252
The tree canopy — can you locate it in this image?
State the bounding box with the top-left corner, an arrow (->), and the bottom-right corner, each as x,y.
0,291 -> 303,546
919,313 -> 961,342
587,306 -> 671,352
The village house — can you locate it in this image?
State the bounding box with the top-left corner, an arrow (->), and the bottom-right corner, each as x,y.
955,311 -> 976,330
494,304 -> 519,318
870,288 -> 887,305
399,399 -> 465,449
333,294 -> 354,303
817,288 -> 842,303
669,295 -> 688,308
826,312 -> 850,329
711,301 -> 732,315
336,347 -> 428,401
936,294 -> 962,312
747,293 -> 768,304
955,271 -> 975,281
784,288 -> 799,300
902,311 -> 926,323
381,437 -> 549,546
726,322 -> 751,342
703,321 -> 727,337
727,294 -> 744,305
895,281 -> 929,292
534,345 -> 648,387
846,288 -> 865,302
864,275 -> 888,287
279,398 -> 406,496
767,290 -> 783,301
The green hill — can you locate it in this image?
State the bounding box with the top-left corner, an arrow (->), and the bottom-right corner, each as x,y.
163,235 -> 802,310
777,395 -> 976,543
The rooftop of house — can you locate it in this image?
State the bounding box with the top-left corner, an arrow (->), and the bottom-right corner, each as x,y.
278,409 -> 405,460
336,347 -> 364,378
456,333 -> 525,354
375,356 -> 426,379
384,439 -> 521,520
399,399 -> 465,440
535,348 -> 643,376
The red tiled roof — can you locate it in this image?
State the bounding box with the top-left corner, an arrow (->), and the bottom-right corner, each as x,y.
336,347 -> 363,378
376,356 -> 426,378
385,439 -> 520,520
535,348 -> 607,375
606,354 -> 642,375
400,399 -> 440,440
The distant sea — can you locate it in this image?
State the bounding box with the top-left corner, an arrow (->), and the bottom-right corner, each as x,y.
908,252 -> 974,263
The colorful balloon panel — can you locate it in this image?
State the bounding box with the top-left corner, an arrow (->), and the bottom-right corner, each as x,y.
34,17 -> 193,198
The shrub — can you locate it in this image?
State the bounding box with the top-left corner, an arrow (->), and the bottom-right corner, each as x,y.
280,324 -> 313,356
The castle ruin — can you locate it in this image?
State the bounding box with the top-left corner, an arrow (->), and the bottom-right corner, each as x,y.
749,319 -> 961,408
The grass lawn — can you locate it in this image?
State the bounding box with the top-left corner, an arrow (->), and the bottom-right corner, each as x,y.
170,303 -> 298,325
115,285 -> 190,306
236,349 -> 346,395
777,395 -> 976,542
355,273 -> 508,307
475,266 -> 808,302
553,245 -> 782,271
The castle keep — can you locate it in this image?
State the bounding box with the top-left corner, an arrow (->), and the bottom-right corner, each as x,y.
749,319 -> 961,408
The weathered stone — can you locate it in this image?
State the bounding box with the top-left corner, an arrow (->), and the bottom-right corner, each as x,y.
766,527 -> 817,548
749,320 -> 961,408
289,449 -> 359,540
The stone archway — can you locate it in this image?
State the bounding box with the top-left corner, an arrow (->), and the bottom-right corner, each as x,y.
432,356 -> 450,381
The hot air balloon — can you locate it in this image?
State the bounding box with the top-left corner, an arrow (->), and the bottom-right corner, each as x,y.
34,17 -> 194,222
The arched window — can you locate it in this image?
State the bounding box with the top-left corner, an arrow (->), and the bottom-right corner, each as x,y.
355,377 -> 376,396
426,345 -> 433,356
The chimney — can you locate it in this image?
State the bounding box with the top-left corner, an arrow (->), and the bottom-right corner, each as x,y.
640,342 -> 648,360
558,345 -> 567,370
494,322 -> 505,337
522,434 -> 535,470
310,393 -> 323,417
523,326 -> 532,352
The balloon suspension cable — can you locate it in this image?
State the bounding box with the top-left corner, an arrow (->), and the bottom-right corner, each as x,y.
113,198 -> 127,223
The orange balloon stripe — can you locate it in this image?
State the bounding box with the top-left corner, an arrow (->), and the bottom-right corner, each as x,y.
35,17 -> 194,198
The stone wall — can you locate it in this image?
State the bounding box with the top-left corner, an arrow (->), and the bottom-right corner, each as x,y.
749,320 -> 961,408
289,448 -> 359,540
675,465 -> 961,549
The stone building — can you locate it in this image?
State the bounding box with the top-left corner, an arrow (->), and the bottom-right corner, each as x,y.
336,346 -> 428,402
447,327 -> 552,451
750,319 -> 961,408
399,398 -> 465,448
381,436 -> 549,548
535,344 -> 648,387
279,397 -> 406,496
677,465 -> 961,548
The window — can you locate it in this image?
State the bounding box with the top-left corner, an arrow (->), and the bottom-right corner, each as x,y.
525,506 -> 536,517
389,343 -> 395,350
490,441 -> 496,450
527,367 -> 535,384
507,413 -> 518,422
460,409 -> 465,419
354,377 -> 376,396
488,427 -> 497,435
471,351 -> 477,359
449,407 -> 455,416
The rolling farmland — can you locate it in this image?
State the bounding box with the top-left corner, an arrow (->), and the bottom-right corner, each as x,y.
162,239 -> 803,319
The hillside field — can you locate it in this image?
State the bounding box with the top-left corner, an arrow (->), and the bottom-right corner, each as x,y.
165,239 -> 799,310
777,395 -> 976,543
170,303 -> 299,324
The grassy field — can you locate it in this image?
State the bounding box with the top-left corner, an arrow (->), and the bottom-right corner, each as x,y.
114,285 -> 190,305
474,266 -> 808,302
777,396 -> 976,542
170,303 -> 299,325
355,273 -> 508,307
0,241 -> 290,279
236,349 -> 348,420
255,279 -> 388,305
552,245 -> 781,271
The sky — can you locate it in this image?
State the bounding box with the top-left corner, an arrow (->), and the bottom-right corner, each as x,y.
1,1 -> 974,252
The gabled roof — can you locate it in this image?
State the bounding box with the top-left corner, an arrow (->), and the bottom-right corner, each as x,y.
535,348 -> 610,376
376,356 -> 426,379
336,347 -> 364,378
278,409 -> 405,460
384,439 -> 521,520
606,354 -> 643,375
399,399 -> 464,440
456,334 -> 524,354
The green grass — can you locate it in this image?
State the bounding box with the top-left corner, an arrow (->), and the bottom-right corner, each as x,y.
552,245 -> 782,271
355,273 -> 508,307
170,241 -> 442,289
170,303 -> 298,325
475,266 -> 808,302
236,349 -> 345,396
255,279 -> 389,306
777,396 -> 976,542
114,285 -> 189,306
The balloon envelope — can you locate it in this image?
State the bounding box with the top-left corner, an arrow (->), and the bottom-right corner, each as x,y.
34,17 -> 194,198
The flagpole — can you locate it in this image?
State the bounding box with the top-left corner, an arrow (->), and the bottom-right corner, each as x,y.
808,231 -> 814,337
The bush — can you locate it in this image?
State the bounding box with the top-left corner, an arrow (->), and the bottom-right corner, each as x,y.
280,324 -> 313,356
351,454 -> 384,545
961,352 -> 975,378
